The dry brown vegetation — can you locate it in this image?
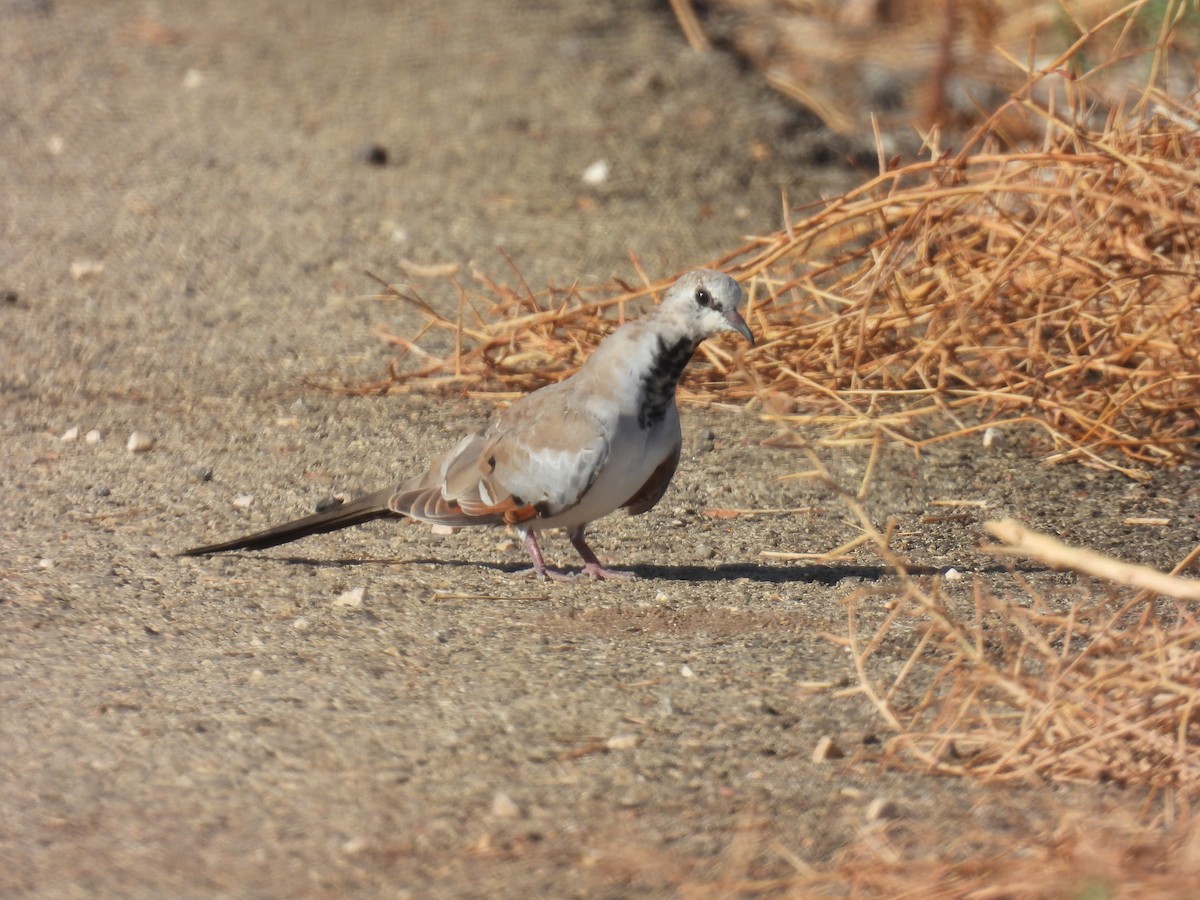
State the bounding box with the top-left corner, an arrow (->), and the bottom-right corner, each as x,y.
692,0 -> 1199,143
361,72 -> 1200,480
345,2 -> 1200,893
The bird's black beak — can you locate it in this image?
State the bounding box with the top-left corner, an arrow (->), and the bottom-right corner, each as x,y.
723,309 -> 755,346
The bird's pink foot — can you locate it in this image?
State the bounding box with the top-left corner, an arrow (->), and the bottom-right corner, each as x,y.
518,532 -> 575,581
513,565 -> 574,581
577,563 -> 636,581
568,527 -> 634,581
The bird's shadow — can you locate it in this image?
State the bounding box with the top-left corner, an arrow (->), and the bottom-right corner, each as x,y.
217,554 -> 1043,585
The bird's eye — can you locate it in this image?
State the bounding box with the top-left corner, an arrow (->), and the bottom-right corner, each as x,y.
695,288 -> 711,307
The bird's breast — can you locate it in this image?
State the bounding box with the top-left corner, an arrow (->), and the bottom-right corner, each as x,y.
532,410 -> 678,532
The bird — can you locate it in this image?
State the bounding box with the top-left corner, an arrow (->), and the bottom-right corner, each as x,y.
182,268 -> 754,579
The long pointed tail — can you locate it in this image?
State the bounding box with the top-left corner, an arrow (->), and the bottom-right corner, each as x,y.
181,488 -> 399,555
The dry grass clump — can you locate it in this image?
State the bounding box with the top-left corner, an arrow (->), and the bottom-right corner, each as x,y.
801,446 -> 1200,792
355,5 -> 1199,478
786,810 -> 1200,898
736,88 -> 1200,477
763,446 -> 1200,895
362,99 -> 1200,477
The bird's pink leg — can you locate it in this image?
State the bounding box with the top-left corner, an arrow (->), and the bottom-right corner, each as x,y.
568,526 -> 635,581
517,531 -> 572,581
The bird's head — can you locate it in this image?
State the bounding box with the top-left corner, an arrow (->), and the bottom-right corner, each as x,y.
661,269 -> 754,346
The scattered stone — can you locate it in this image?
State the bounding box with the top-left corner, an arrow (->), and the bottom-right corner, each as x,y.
93,486 -> 110,497
982,426 -> 1002,448
812,735 -> 844,763
182,68 -> 204,89
332,586 -> 365,609
495,538 -> 518,553
654,591 -> 670,605
581,159 -> 610,185
46,135 -> 65,155
943,567 -> 963,582
70,259 -> 105,281
2,289 -> 19,305
865,797 -> 901,821
491,791 -> 521,820
359,143 -> 389,166
341,836 -> 368,855
605,733 -> 639,751
694,544 -> 715,561
292,616 -> 310,631
38,558 -> 55,570
193,466 -> 214,482
315,494 -> 346,513
430,524 -> 458,535
126,432 -> 156,453
233,494 -> 254,509
60,426 -> 79,442
85,429 -> 103,444
680,664 -> 695,678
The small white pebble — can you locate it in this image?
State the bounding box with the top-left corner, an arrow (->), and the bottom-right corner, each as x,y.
232,495 -> 254,509
85,429 -> 103,444
943,567 -> 963,582
126,432 -> 156,453
605,733 -> 639,751
491,791 -> 521,820
341,836 -> 367,856
60,426 -> 79,442
248,669 -> 264,683
680,664 -> 695,678
654,591 -> 670,605
581,159 -> 610,185
430,524 -> 458,535
38,558 -> 55,570
982,426 -> 1002,448
332,586 -> 365,609
182,68 -> 204,89
291,616 -> 310,631
47,135 -> 65,156
70,259 -> 105,281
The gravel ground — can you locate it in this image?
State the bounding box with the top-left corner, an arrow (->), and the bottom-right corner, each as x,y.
4,1 -> 1198,896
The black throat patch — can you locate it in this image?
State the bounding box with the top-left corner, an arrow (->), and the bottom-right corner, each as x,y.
638,335 -> 700,429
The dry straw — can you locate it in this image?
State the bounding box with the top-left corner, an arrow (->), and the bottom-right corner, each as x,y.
359,5 -> 1198,480
808,443 -> 1200,791
792,439 -> 1200,895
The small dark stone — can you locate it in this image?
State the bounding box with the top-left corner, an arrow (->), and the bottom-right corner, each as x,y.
315,495 -> 345,513
2,290 -> 18,305
193,466 -> 214,482
93,486 -> 111,497
359,143 -> 389,166
15,0 -> 54,17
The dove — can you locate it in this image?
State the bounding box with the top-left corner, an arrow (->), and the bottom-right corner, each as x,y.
182,268 -> 754,579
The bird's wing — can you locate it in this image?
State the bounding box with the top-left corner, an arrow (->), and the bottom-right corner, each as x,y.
622,441 -> 680,516
388,381 -> 611,527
